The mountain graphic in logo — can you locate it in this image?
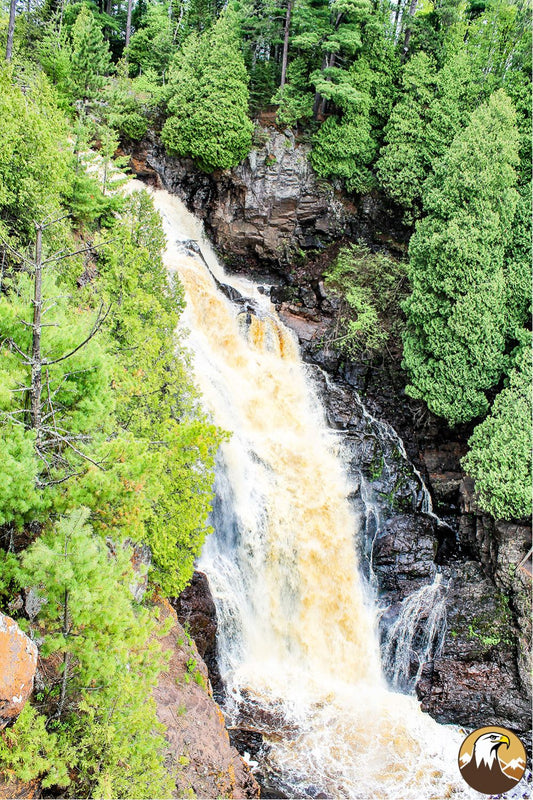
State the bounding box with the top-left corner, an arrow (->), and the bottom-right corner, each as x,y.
458,725 -> 527,794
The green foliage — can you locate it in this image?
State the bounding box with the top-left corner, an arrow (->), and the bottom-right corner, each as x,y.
306,3 -> 398,192
402,90 -> 520,425
74,190 -> 222,595
0,704 -> 70,789
162,11 -> 253,171
0,68 -> 69,242
20,508 -> 174,798
311,107 -> 376,193
70,5 -> 112,100
0,426 -> 41,527
324,243 -> 406,355
503,185 -> 532,339
463,338 -> 532,520
126,3 -> 176,77
376,52 -> 437,218
0,263 -> 115,522
272,57 -> 314,127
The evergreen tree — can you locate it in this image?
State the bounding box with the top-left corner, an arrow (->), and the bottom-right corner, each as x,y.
21,508 -> 174,798
77,191 -> 222,595
402,90 -> 519,425
503,185 -> 532,340
310,87 -> 376,192
376,52 -> 437,218
306,0 -> 398,191
125,3 -> 175,77
0,68 -> 69,243
70,5 -> 112,100
161,11 -> 253,172
463,337 -> 532,520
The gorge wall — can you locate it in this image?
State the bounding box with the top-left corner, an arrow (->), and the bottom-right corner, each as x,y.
128,127 -> 531,740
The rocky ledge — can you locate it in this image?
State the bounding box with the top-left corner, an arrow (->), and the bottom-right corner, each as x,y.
128,126 -> 408,275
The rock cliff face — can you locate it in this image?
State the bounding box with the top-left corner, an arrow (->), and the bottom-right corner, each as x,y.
129,127 -> 407,275
130,129 -> 531,739
154,598 -> 259,799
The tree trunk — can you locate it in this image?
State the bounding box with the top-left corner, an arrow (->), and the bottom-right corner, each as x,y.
6,0 -> 16,62
313,55 -> 328,119
57,586 -> 69,719
125,0 -> 132,47
0,249 -> 6,294
30,224 -> 43,444
393,0 -> 406,41
402,0 -> 418,58
319,52 -> 336,117
280,0 -> 292,89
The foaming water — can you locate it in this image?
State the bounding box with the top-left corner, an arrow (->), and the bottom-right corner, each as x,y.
140,183 -> 479,799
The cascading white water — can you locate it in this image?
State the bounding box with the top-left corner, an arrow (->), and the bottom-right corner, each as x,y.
382,574 -> 448,691
142,184 -> 479,799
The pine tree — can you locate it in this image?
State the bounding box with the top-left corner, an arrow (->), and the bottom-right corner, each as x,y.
0,68 -> 69,242
21,508 -> 174,798
125,3 -> 176,77
161,10 -> 253,172
70,5 -> 112,100
92,191 -> 221,595
308,0 -> 398,192
402,90 -> 520,425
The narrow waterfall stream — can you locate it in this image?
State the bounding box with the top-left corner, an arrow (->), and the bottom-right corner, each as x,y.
146,184 -> 477,799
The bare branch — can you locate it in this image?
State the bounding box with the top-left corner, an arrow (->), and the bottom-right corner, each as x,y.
38,471 -> 84,487
41,213 -> 71,231
0,235 -> 33,267
19,319 -> 59,328
1,337 -> 30,362
44,303 -> 112,366
42,238 -> 117,266
40,428 -> 106,470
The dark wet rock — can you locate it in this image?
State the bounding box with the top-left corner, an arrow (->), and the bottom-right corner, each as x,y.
127,128 -> 408,277
422,443 -> 466,508
172,571 -> 223,699
372,515 -> 437,600
417,559 -> 531,736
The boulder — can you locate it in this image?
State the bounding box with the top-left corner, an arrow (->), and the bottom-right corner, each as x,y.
0,613 -> 37,728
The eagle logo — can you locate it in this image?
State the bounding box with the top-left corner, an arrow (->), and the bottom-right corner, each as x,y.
458,725 -> 527,794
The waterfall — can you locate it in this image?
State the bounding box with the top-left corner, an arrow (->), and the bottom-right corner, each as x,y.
142,184 -> 477,799
382,574 -> 448,691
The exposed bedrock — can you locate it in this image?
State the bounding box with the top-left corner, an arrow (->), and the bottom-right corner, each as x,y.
154,599 -> 259,799
127,126 -> 408,276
